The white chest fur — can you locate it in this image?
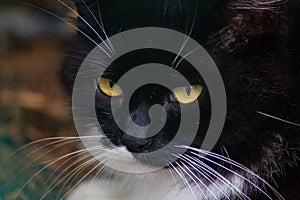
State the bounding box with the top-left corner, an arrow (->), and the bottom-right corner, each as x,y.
67,169 -> 244,200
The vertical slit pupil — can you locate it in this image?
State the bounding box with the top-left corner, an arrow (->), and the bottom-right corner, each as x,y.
186,86 -> 192,96
109,80 -> 115,88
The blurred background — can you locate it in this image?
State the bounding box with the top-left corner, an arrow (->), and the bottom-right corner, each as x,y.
0,1 -> 84,199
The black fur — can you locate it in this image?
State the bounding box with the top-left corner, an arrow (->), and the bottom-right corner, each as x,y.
62,0 -> 300,199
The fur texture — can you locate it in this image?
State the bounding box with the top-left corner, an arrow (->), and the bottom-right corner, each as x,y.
62,0 -> 300,199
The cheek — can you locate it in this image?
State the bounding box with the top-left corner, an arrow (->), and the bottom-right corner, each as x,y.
95,90 -> 124,108
95,95 -> 123,143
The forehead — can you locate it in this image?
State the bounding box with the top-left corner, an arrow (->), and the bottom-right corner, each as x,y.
101,48 -> 204,84
76,0 -> 227,41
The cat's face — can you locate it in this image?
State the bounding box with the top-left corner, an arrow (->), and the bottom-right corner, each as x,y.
72,0 -> 225,166
63,0 -> 299,196
95,48 -> 210,154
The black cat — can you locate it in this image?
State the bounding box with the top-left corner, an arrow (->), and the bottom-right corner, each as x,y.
62,0 -> 300,199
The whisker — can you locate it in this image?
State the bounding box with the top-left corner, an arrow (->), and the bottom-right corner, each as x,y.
18,1 -> 112,58
12,145 -> 103,199
61,52 -> 111,66
220,145 -> 231,160
44,148 -> 92,186
81,0 -> 116,54
96,1 -> 116,54
54,157 -> 99,199
3,138 -> 78,177
52,150 -> 106,200
58,158 -> 108,200
182,154 -> 248,200
1,136 -> 98,164
24,138 -> 82,163
88,159 -> 107,188
57,0 -> 114,56
175,157 -> 210,199
41,150 -> 94,199
257,111 -> 300,127
177,154 -> 233,200
172,0 -> 198,69
199,156 -> 280,200
167,166 -> 180,192
57,158 -> 105,199
169,162 -> 197,200
176,145 -> 284,200
173,46 -> 200,69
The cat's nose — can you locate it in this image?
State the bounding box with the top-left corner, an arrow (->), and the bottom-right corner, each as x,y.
121,134 -> 151,153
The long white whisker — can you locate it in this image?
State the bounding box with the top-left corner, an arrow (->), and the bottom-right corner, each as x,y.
257,111 -> 300,127
178,154 -> 232,200
3,138 -> 79,177
62,53 -> 111,66
41,150 -> 95,199
95,0 -> 116,54
45,148 -> 92,185
1,136 -> 97,166
167,167 -> 180,192
13,145 -> 103,199
19,1 -> 112,58
173,46 -> 200,69
172,1 -> 198,69
88,160 -> 107,188
182,154 -> 248,200
169,162 -> 197,200
196,155 -> 279,200
54,157 -> 99,199
58,0 -> 114,56
175,158 -> 210,200
55,151 -> 107,200
57,158 -> 101,199
81,0 -> 116,54
58,158 -> 107,200
177,145 -> 284,200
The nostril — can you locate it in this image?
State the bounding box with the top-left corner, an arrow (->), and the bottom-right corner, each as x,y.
121,134 -> 152,153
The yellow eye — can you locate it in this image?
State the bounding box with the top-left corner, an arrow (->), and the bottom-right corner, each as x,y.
97,77 -> 123,97
172,85 -> 203,104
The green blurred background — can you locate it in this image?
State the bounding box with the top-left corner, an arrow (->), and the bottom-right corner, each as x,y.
0,1 -> 86,199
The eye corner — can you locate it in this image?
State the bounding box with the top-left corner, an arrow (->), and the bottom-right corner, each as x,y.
169,93 -> 177,103
97,77 -> 123,97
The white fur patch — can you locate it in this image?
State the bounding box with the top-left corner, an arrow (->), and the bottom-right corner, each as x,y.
67,159 -> 245,200
67,174 -> 245,200
68,128 -> 245,199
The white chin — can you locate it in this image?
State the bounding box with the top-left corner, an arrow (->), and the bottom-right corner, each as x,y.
100,146 -> 163,174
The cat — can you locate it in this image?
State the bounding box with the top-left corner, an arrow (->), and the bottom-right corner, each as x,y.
61,0 -> 300,199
